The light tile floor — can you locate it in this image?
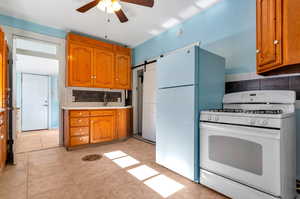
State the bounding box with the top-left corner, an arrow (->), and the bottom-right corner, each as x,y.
1,138 -> 229,199
16,130 -> 59,153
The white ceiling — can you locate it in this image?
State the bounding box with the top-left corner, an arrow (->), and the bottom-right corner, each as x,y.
0,0 -> 218,47
16,54 -> 59,75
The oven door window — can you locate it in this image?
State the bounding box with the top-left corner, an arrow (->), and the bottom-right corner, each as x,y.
209,136 -> 262,175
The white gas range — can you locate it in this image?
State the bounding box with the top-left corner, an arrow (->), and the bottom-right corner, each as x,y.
199,91 -> 296,199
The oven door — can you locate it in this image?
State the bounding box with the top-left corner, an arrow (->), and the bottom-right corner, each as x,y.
200,122 -> 280,196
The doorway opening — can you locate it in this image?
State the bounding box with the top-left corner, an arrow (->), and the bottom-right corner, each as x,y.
14,37 -> 60,153
132,62 -> 156,144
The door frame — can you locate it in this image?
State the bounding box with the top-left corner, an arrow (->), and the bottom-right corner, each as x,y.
0,26 -> 66,162
21,73 -> 50,131
12,34 -> 64,140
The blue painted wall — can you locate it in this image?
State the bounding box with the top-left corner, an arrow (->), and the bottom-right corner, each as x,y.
0,14 -> 66,38
133,0 -> 256,75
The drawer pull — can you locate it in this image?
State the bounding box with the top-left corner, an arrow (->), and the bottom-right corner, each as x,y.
274,40 -> 279,45
0,135 -> 3,139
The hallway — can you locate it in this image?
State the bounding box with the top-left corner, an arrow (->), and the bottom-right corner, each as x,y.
16,130 -> 59,153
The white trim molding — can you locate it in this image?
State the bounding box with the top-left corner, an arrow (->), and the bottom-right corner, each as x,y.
1,24 -> 66,156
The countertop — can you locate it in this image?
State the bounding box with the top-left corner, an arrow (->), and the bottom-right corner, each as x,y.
62,106 -> 132,110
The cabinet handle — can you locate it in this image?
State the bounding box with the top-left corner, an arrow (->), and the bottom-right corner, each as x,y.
256,49 -> 260,54
0,135 -> 3,139
274,40 -> 279,45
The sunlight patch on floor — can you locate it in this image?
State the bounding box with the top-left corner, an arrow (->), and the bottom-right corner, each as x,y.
104,150 -> 128,160
127,165 -> 159,181
112,156 -> 140,168
144,174 -> 185,198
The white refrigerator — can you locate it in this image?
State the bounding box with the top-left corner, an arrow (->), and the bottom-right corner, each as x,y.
156,46 -> 225,182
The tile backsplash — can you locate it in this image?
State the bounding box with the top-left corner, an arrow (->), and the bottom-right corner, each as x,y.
226,75 -> 300,100
72,90 -> 122,103
64,87 -> 126,107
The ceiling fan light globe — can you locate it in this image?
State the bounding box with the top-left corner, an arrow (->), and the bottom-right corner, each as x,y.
112,1 -> 121,11
97,1 -> 107,12
106,6 -> 115,13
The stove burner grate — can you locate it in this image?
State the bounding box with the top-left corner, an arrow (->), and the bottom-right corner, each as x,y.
208,109 -> 283,115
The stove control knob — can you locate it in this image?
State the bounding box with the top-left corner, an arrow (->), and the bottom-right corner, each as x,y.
208,116 -> 212,121
214,116 -> 220,122
250,119 -> 256,125
261,119 -> 269,126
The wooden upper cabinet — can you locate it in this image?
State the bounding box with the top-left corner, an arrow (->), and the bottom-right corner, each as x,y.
256,0 -> 282,72
93,48 -> 114,88
66,33 -> 132,89
0,29 -> 4,108
90,112 -> 115,143
68,43 -> 93,87
256,0 -> 300,75
115,54 -> 131,90
3,42 -> 9,109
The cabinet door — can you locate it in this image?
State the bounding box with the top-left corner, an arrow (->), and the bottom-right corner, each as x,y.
90,114 -> 115,143
256,0 -> 282,72
0,125 -> 3,170
115,54 -> 131,89
117,109 -> 132,139
0,113 -> 5,170
93,49 -> 114,88
0,31 -> 4,108
3,42 -> 9,109
117,109 -> 127,139
68,43 -> 93,87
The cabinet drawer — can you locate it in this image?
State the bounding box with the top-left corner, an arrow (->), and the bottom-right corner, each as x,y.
70,127 -> 89,137
70,111 -> 89,118
70,136 -> 89,147
70,118 -> 89,127
90,110 -> 115,116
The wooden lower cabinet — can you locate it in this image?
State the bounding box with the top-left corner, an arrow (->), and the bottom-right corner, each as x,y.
90,114 -> 116,144
117,109 -> 132,140
64,108 -> 132,149
0,112 -> 7,171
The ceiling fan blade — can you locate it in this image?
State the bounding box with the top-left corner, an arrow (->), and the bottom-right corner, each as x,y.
115,9 -> 129,23
76,0 -> 101,13
120,0 -> 154,7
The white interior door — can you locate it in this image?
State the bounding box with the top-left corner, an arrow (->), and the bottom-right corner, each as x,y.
142,63 -> 156,142
22,73 -> 49,131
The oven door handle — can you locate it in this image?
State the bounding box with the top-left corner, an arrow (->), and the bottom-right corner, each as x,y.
200,122 -> 280,140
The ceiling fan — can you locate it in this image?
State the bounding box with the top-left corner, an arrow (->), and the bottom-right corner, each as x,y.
76,0 -> 154,23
